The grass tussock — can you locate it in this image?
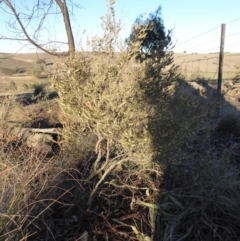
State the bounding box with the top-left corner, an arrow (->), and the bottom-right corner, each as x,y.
0,96 -> 28,139
158,131 -> 240,241
216,105 -> 240,135
27,65 -> 47,79
0,134 -> 163,240
0,140 -> 59,241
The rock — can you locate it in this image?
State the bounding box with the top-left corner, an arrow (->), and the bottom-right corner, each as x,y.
26,133 -> 52,152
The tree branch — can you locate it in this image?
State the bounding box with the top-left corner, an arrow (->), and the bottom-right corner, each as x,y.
55,0 -> 75,53
1,0 -> 76,56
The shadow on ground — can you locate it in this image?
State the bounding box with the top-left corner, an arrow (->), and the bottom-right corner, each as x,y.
17,90 -> 59,105
149,77 -> 240,240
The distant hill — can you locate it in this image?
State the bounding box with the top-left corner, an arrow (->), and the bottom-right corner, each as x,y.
0,53 -> 54,76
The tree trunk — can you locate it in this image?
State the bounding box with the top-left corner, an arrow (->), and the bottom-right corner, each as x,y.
1,0 -> 76,56
55,0 -> 76,53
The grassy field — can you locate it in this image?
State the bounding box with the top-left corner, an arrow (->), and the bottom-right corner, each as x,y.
0,51 -> 240,240
174,52 -> 240,80
1,52 -> 240,94
0,53 -> 52,94
2,51 -> 239,105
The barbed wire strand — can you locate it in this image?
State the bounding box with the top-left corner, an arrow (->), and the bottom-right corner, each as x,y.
174,53 -> 240,65
171,19 -> 240,81
226,17 -> 240,25
175,26 -> 220,47
175,17 -> 240,48
181,32 -> 240,52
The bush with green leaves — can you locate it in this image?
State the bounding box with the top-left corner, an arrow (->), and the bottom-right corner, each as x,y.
49,2 -> 180,238
50,1 -> 180,163
49,1 -> 214,239
31,84 -> 47,102
126,6 -> 173,64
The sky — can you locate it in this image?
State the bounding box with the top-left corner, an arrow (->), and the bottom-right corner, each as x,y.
0,0 -> 240,54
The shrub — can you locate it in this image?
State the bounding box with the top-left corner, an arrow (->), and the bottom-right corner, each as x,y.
36,58 -> 46,64
49,1 -> 180,239
50,3 -> 180,161
216,106 -> 240,134
1,67 -> 20,75
126,6 -> 172,64
27,65 -> 47,78
32,84 -> 47,101
22,83 -> 29,89
9,81 -> 17,91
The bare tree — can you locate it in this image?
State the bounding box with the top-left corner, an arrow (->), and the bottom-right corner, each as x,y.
0,0 -> 80,56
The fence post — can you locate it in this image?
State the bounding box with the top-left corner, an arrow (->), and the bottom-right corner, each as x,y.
217,24 -> 226,96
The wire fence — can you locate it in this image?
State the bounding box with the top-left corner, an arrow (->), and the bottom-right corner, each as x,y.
173,18 -> 240,82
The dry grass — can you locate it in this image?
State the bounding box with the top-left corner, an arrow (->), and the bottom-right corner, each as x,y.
0,52 -> 53,94
173,53 -> 240,81
157,124 -> 240,241
0,94 -> 163,240
1,54 -> 240,241
0,52 -> 239,94
0,143 -> 59,241
0,4 -> 240,241
1,74 -> 240,240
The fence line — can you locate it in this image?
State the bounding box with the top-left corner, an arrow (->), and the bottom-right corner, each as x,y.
175,26 -> 220,47
173,18 -> 240,86
175,17 -> 240,48
175,54 -> 240,81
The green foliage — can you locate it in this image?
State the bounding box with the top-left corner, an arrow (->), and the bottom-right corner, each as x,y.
50,1 -> 179,166
51,53 -> 151,161
126,6 -> 172,63
31,84 -> 47,101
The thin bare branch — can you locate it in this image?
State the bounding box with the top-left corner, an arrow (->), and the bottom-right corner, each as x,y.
0,0 -> 77,56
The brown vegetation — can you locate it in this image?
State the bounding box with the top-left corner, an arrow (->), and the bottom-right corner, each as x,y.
1,2 -> 240,241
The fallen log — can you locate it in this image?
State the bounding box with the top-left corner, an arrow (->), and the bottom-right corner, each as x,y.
18,127 -> 62,140
16,127 -> 62,152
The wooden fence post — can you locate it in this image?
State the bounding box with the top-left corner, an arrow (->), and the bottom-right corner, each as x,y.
217,24 -> 226,96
